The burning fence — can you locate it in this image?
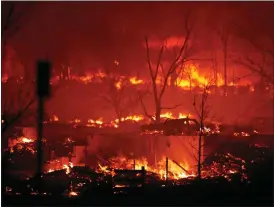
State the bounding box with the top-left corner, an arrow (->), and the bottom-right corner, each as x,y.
95,153 -> 249,182
86,133 -> 205,168
68,133 -> 202,181
101,145 -> 272,184
89,136 -> 248,182
97,156 -> 195,180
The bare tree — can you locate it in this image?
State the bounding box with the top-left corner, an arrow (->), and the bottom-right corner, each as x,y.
219,24 -> 229,94
173,64 -> 185,88
211,51 -> 218,86
232,8 -> 274,87
206,7 -> 239,95
2,2 -> 19,61
171,63 -> 193,91
1,2 -> 33,60
1,78 -> 35,136
213,21 -> 231,96
234,54 -> 273,87
234,34 -> 274,86
185,67 -> 193,91
2,68 -> 61,138
1,2 -> 37,139
192,78 -> 215,180
99,72 -> 139,124
140,14 -> 193,123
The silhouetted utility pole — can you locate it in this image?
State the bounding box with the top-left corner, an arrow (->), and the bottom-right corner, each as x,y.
36,61 -> 51,192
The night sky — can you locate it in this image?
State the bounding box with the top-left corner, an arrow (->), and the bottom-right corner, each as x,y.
3,2 -> 274,76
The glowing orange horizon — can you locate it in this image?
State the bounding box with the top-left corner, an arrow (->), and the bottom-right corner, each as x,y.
2,63 -> 253,89
60,63 -> 253,90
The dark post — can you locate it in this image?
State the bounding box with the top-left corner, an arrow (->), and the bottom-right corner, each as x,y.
37,98 -> 44,178
166,157 -> 168,186
36,61 -> 51,192
141,166 -> 145,188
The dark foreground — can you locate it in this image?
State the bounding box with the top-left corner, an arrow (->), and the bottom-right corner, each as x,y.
3,183 -> 273,206
2,196 -> 272,206
2,142 -> 273,206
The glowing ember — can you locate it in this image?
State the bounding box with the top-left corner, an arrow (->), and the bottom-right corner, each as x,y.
178,113 -> 191,118
114,60 -> 119,66
250,86 -> 255,92
64,137 -> 75,144
115,80 -> 122,89
159,112 -> 191,120
201,152 -> 248,182
160,112 -> 173,119
7,136 -> 36,154
233,132 -> 250,137
129,77 -> 144,85
69,191 -> 78,197
50,115 -> 59,122
87,118 -> 104,127
253,129 -> 259,134
82,112 -> 193,128
19,137 -> 34,143
115,115 -> 145,123
46,161 -> 74,174
73,112 -> 193,128
63,164 -> 70,174
70,119 -> 81,124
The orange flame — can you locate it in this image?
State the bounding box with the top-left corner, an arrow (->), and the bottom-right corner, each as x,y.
97,156 -> 195,180
66,64 -> 228,90
46,161 -> 74,174
69,112 -> 193,128
129,77 -> 144,85
50,115 -> 59,122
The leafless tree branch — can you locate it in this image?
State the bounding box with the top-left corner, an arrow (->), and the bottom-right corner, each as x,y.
142,13 -> 194,123
98,72 -> 139,123
234,56 -> 274,86
192,77 -> 215,180
161,103 -> 184,110
2,2 -> 34,61
234,23 -> 274,86
137,90 -> 155,122
2,98 -> 35,134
